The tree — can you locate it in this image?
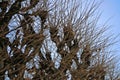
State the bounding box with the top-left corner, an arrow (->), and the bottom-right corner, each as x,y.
0,0 -> 120,80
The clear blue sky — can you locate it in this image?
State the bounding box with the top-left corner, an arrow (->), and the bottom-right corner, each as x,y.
100,0 -> 120,33
100,0 -> 120,55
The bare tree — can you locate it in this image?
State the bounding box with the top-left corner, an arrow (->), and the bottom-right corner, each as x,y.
0,0 -> 119,80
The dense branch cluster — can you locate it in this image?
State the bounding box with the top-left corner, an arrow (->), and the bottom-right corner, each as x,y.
0,0 -> 119,80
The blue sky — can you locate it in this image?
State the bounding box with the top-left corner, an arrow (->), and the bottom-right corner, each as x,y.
100,0 -> 120,34
99,0 -> 120,55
